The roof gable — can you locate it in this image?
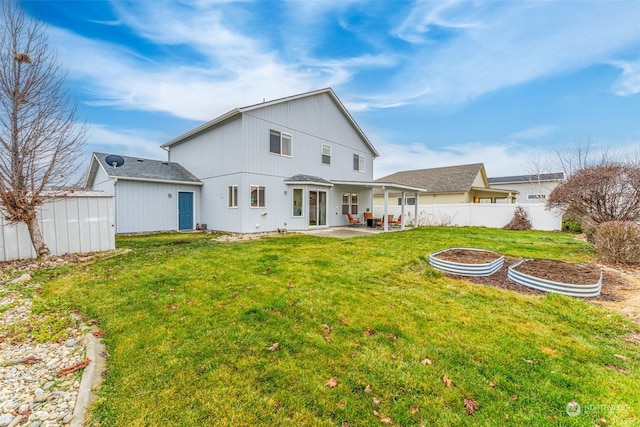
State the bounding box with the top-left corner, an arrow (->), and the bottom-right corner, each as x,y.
376,163 -> 486,194
86,153 -> 202,186
161,88 -> 378,157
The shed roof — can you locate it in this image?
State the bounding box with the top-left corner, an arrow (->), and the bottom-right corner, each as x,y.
375,163 -> 485,194
87,153 -> 202,186
488,172 -> 564,184
160,88 -> 379,157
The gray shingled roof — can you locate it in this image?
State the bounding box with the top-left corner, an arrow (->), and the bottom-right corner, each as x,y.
488,172 -> 564,184
284,174 -> 333,186
375,163 -> 484,194
94,152 -> 201,184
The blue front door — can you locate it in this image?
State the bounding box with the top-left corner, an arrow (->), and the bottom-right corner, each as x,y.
178,192 -> 193,230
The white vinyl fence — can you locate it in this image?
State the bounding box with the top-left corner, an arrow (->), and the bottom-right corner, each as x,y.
373,203 -> 562,231
0,191 -> 115,261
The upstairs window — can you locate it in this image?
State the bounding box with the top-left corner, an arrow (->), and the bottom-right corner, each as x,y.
322,144 -> 331,165
353,154 -> 365,172
270,130 -> 292,156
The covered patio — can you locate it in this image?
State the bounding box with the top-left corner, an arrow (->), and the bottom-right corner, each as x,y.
332,180 -> 428,232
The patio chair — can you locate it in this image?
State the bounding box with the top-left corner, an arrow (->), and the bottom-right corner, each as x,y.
375,214 -> 395,229
391,215 -> 402,227
346,213 -> 361,226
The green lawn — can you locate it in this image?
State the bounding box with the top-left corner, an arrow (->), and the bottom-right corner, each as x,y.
37,227 -> 639,426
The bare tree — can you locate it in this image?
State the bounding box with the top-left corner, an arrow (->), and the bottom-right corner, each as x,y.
0,2 -> 86,259
553,139 -> 617,178
546,163 -> 640,231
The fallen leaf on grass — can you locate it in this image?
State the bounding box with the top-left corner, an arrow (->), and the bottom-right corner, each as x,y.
93,330 -> 106,338
596,418 -> 607,425
464,398 -> 479,415
410,405 -> 419,414
373,410 -> 380,417
523,359 -> 536,365
442,375 -> 452,388
613,354 -> 628,361
57,358 -> 91,377
364,384 -> 372,393
510,394 -> 518,401
268,342 -> 279,351
373,397 -> 381,405
505,413 -> 509,421
488,382 -> 496,388
364,329 -> 376,336
326,377 -> 338,388
167,304 -> 179,310
287,282 -> 294,288
421,358 -> 433,365
336,402 -> 346,409
341,422 -> 350,427
380,417 -> 393,425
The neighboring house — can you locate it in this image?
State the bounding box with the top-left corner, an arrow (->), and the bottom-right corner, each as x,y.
375,163 -> 518,206
84,153 -> 203,234
488,173 -> 564,204
86,88 -> 423,234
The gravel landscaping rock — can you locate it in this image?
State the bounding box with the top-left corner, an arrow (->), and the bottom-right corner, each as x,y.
1,278 -> 87,427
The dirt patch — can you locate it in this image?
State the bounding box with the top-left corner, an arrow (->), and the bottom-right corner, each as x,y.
513,259 -> 601,285
439,249 -> 640,325
433,248 -> 502,264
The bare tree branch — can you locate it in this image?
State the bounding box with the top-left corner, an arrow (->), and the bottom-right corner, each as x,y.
0,2 -> 86,259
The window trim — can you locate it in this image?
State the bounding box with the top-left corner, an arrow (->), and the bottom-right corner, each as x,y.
353,154 -> 365,172
270,130 -> 292,157
322,144 -> 331,165
341,192 -> 359,215
228,185 -> 238,208
250,185 -> 267,208
292,188 -> 304,217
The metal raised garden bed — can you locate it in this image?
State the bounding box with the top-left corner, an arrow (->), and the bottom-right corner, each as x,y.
508,259 -> 602,298
429,247 -> 505,277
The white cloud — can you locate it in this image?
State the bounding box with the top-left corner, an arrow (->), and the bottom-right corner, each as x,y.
510,126 -> 557,140
372,138 -> 545,179
84,123 -> 167,160
377,2 -> 640,108
610,59 -> 640,96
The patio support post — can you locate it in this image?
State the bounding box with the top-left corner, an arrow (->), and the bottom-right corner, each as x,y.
400,191 -> 406,230
383,188 -> 389,232
414,192 -> 419,228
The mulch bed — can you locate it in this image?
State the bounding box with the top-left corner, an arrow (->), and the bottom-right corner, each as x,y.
433,248 -> 502,264
436,248 -> 629,301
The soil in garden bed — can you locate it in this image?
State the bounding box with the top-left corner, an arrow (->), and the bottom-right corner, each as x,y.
433,248 -> 502,264
512,258 -> 601,285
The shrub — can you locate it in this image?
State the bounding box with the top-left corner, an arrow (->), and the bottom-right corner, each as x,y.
504,206 -> 533,230
562,216 -> 582,233
594,221 -> 640,264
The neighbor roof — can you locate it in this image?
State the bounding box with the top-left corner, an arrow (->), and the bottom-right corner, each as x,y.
87,152 -> 202,186
160,88 -> 379,157
376,163 -> 485,194
488,172 -> 564,184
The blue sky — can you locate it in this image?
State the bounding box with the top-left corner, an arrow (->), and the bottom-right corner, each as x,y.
19,0 -> 640,179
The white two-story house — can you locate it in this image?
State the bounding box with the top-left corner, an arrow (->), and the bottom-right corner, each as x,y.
85,88 -> 424,234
